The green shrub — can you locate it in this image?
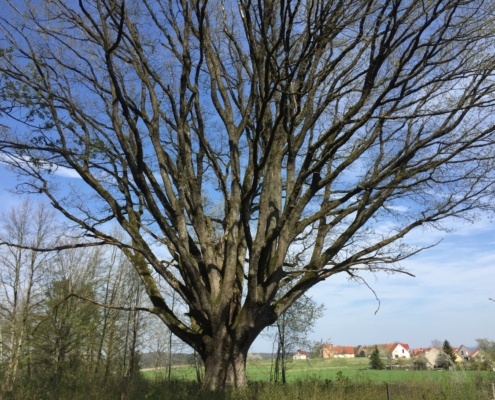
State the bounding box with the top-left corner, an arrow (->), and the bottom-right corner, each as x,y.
369,347 -> 385,370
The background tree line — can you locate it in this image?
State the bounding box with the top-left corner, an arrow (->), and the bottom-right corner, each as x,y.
0,200 -> 180,397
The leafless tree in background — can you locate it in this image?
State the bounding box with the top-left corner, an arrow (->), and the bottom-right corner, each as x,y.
271,294 -> 324,384
0,200 -> 58,394
0,202 -> 149,394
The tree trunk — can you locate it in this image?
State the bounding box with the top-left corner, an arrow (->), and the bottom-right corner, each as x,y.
201,335 -> 249,391
2,323 -> 24,395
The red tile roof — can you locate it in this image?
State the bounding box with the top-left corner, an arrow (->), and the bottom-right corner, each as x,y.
372,343 -> 410,353
411,347 -> 432,356
332,346 -> 354,354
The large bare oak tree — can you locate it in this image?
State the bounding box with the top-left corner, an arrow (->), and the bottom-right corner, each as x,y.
1,0 -> 495,390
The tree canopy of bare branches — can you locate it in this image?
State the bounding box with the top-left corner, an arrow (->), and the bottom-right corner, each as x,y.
1,0 -> 495,390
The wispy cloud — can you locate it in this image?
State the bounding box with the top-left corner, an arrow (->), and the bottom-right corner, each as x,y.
0,154 -> 82,180
50,165 -> 81,179
295,218 -> 495,350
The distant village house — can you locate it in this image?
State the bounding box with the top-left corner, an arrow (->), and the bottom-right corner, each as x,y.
322,344 -> 355,359
356,343 -> 411,359
319,341 -> 486,369
411,347 -> 442,369
455,345 -> 470,361
387,343 -> 411,359
292,350 -> 308,360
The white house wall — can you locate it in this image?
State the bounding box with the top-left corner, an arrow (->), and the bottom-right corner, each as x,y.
391,344 -> 410,359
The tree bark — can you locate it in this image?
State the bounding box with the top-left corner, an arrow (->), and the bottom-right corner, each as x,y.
201,333 -> 250,391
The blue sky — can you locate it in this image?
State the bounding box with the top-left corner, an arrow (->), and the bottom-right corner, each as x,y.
253,217 -> 495,352
1,162 -> 494,353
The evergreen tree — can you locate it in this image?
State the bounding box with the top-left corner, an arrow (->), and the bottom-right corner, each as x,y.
369,347 -> 384,370
442,340 -> 458,364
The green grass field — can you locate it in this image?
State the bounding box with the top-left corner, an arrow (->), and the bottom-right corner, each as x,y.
9,358 -> 495,400
137,358 -> 495,400
144,357 -> 494,384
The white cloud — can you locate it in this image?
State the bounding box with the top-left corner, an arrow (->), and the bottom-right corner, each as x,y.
0,154 -> 81,180
295,221 -> 495,351
51,165 -> 81,179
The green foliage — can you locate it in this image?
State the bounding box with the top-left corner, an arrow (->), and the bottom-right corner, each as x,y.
442,340 -> 458,365
469,359 -> 494,371
435,352 -> 455,370
29,278 -> 100,381
476,339 -> 495,363
369,347 -> 385,370
413,357 -> 428,370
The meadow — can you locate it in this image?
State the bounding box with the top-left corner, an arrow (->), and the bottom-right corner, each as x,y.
136,357 -> 495,400
144,356 -> 493,383
7,358 -> 495,399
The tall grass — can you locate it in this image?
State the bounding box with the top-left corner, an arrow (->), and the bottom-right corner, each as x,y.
136,375 -> 494,400
5,371 -> 494,400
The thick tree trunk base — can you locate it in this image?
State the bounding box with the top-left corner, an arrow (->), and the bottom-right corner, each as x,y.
201,342 -> 248,391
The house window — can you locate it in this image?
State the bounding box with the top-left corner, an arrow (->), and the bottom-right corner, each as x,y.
402,349 -> 404,353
